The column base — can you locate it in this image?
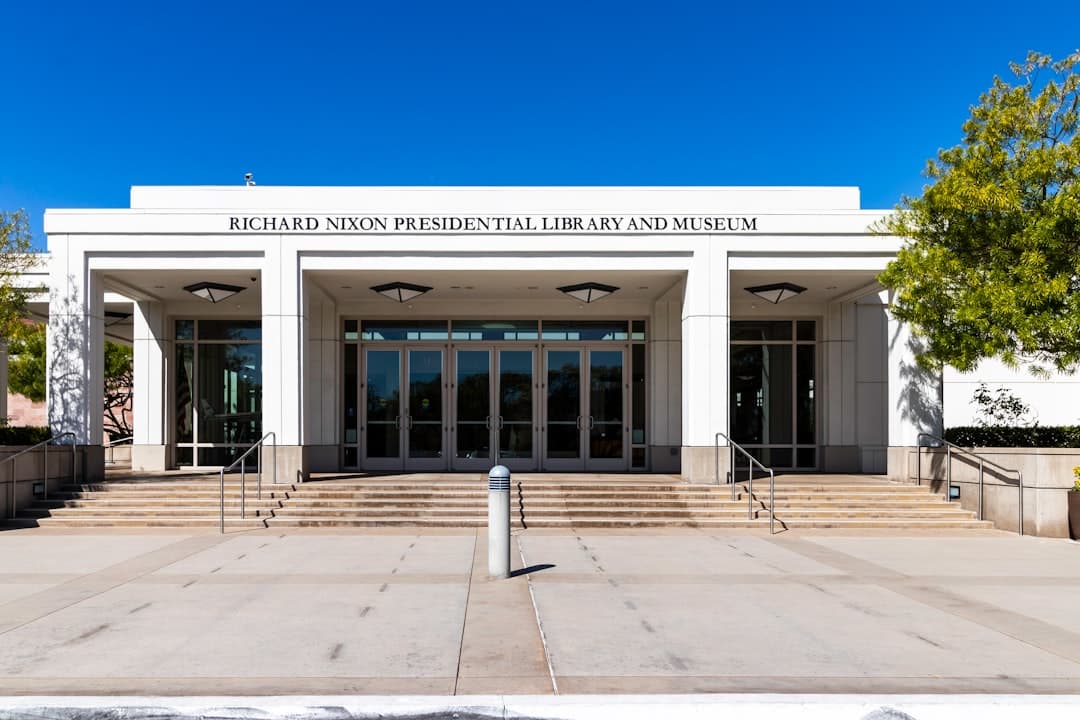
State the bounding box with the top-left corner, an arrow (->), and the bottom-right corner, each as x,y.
260,445 -> 308,484
680,446 -> 726,484
131,445 -> 167,472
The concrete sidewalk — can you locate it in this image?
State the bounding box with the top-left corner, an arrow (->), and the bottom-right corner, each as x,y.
0,526 -> 1078,695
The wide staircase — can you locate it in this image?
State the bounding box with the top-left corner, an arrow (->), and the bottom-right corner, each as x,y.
19,472 -> 993,530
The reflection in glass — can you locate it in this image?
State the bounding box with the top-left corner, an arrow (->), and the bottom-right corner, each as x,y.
362,321 -> 448,341
366,350 -> 401,458
542,321 -> 628,341
408,350 -> 443,458
196,344 -> 263,446
456,350 -> 491,459
589,350 -> 623,460
797,345 -> 815,445
175,344 -> 194,443
344,345 -> 358,444
452,321 -> 539,341
546,350 -> 580,459
730,345 -> 792,445
499,350 -> 533,459
731,321 -> 792,342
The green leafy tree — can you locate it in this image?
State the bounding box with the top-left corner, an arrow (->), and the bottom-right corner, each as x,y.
7,322 -> 134,438
0,210 -> 35,341
877,51 -> 1080,373
7,322 -> 47,402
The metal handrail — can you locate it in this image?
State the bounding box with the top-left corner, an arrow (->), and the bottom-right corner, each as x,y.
4,432 -> 78,519
915,432 -> 1024,536
104,435 -> 134,465
714,431 -> 776,534
219,432 -> 277,534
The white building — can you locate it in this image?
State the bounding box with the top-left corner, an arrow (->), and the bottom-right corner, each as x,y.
38,185 -> 960,483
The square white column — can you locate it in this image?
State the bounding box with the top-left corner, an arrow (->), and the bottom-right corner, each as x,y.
132,300 -> 166,470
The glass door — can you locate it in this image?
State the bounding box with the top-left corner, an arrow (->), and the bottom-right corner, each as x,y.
404,348 -> 446,470
362,347 -> 447,471
497,349 -> 537,471
543,348 -> 585,471
363,348 -> 403,471
586,348 -> 628,471
452,348 -> 493,471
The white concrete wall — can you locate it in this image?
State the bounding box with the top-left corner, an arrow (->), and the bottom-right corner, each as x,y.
649,282 -> 683,471
303,278 -> 339,471
944,359 -> 1080,427
854,292 -> 889,473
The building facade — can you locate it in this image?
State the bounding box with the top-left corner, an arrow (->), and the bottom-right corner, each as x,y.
42,186 -> 945,482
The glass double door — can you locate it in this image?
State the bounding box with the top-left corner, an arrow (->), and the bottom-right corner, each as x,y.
452,348 -> 537,471
544,347 -> 628,472
363,347 -> 446,471
360,345 -> 627,472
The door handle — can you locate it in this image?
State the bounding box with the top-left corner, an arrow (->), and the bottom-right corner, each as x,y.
485,415 -> 492,430
575,416 -> 582,430
394,415 -> 401,430
497,416 -> 505,429
588,415 -> 595,430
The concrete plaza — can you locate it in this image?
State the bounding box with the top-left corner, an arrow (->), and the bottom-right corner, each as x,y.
0,526 -> 1078,696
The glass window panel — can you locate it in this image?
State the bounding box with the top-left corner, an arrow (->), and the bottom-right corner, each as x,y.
367,424 -> 399,458
344,446 -> 358,467
797,344 -> 815,445
175,344 -> 194,443
631,320 -> 647,341
541,321 -> 628,341
344,319 -> 359,341
731,321 -> 792,342
198,320 -> 261,342
631,447 -> 646,468
546,423 -> 580,459
632,344 -> 646,445
451,320 -> 538,341
196,344 -> 263,446
499,351 -> 533,422
796,320 -> 816,341
176,320 -> 194,340
361,320 -> 448,341
408,350 -> 443,423
456,351 -> 490,423
175,446 -> 193,467
547,351 -> 580,422
199,446 -> 246,467
457,424 -> 491,460
729,344 -> 792,445
797,447 -> 816,469
366,350 -> 401,423
344,345 -> 358,444
500,424 -> 533,459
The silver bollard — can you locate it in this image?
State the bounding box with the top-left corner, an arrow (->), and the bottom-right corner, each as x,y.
488,465 -> 511,579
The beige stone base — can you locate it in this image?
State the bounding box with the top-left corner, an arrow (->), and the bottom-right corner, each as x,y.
680,446 -> 726,484
131,444 -> 166,472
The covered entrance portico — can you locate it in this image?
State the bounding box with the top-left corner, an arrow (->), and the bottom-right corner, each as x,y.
42,185 -> 940,484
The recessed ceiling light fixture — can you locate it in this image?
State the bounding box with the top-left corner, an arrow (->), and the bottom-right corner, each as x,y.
557,282 -> 619,303
183,281 -> 245,303
371,281 -> 433,303
744,282 -> 807,304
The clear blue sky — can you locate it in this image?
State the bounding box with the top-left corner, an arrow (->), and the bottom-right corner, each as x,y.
2,1 -> 1078,248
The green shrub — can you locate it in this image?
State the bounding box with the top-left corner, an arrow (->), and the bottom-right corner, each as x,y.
944,426 -> 1080,448
0,426 -> 52,446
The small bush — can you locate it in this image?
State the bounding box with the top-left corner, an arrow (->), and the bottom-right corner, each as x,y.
0,426 -> 52,446
944,426 -> 1080,448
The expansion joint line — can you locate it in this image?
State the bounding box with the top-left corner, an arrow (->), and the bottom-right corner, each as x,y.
518,538 -> 558,695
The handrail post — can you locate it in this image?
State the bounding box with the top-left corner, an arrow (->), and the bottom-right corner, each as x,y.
1018,472 -> 1024,536
916,435 -> 922,487
43,443 -> 48,502
71,441 -> 76,485
241,458 -> 246,520
769,469 -> 775,534
747,458 -> 753,521
219,468 -> 225,534
714,434 -> 719,487
730,443 -> 735,501
257,440 -> 262,500
978,458 -> 984,520
945,445 -> 952,502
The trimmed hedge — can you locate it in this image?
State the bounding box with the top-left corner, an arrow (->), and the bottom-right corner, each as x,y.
944,426 -> 1080,448
0,426 -> 52,446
